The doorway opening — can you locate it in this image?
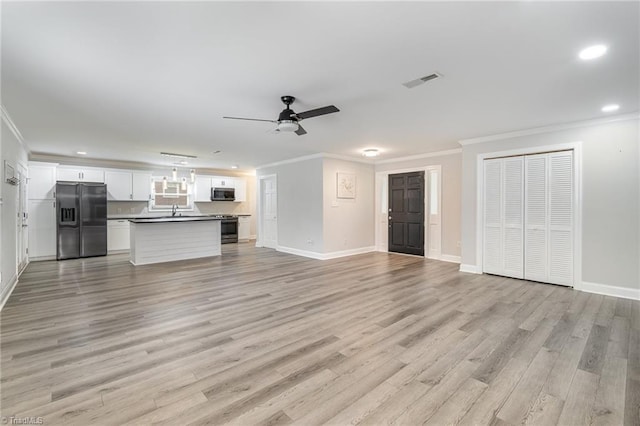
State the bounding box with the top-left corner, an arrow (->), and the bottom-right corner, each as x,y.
258,175 -> 278,249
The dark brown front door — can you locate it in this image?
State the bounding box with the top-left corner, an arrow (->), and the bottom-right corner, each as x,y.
388,171 -> 425,256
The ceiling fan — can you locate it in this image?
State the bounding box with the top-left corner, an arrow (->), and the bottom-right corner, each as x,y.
223,96 -> 339,136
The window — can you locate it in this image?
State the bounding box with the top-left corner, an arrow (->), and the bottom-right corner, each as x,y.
429,170 -> 438,215
150,179 -> 194,211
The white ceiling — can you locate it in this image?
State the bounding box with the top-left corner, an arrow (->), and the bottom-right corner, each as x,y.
2,1 -> 638,170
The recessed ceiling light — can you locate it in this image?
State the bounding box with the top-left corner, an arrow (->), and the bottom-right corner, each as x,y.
601,104 -> 620,112
362,149 -> 380,158
579,44 -> 607,60
231,165 -> 239,169
76,151 -> 87,155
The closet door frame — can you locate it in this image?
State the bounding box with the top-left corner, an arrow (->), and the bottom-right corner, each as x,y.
474,141 -> 583,289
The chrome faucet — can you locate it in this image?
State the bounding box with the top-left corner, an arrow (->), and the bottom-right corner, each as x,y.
171,204 -> 178,216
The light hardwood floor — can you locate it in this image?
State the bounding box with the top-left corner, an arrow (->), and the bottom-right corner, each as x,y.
1,244 -> 638,425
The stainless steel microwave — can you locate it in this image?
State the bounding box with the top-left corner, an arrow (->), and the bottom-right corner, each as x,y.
211,187 -> 235,201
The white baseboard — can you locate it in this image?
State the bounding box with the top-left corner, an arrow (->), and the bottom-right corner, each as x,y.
108,249 -> 130,255
459,263 -> 482,274
321,246 -> 377,260
437,254 -> 462,264
277,245 -> 376,261
277,246 -> 325,260
581,281 -> 640,301
29,255 -> 56,261
0,273 -> 19,311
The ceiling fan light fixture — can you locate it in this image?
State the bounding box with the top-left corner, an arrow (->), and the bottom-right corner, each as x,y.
277,120 -> 299,132
362,149 -> 380,158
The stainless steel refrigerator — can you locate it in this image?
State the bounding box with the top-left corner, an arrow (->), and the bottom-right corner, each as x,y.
56,182 -> 107,260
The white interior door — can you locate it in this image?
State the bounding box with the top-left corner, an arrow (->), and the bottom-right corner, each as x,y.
426,167 -> 442,259
261,176 -> 278,249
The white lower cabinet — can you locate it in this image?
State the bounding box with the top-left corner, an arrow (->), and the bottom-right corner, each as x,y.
108,219 -> 130,252
28,199 -> 56,258
238,216 -> 250,241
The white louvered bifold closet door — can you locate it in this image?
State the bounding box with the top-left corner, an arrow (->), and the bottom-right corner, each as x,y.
483,159 -> 503,275
524,154 -> 548,282
484,150 -> 573,287
524,151 -> 574,286
503,157 -> 524,278
483,157 -> 524,279
547,151 -> 574,285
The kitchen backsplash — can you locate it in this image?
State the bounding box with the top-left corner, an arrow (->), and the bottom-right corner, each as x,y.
107,201 -> 251,216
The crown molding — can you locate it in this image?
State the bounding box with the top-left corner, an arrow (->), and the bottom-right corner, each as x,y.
458,112 -> 640,146
29,152 -> 253,177
1,105 -> 28,151
375,148 -> 462,164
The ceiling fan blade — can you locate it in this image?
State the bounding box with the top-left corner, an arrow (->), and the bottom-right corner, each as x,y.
296,105 -> 340,120
295,125 -> 307,136
223,116 -> 277,123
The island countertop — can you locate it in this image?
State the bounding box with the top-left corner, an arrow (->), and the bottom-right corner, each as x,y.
128,216 -> 223,224
108,213 -> 251,220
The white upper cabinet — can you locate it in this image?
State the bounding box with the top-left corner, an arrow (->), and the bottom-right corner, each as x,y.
234,177 -> 247,202
195,176 -> 213,202
212,177 -> 233,188
105,171 -> 152,201
131,172 -> 152,201
28,162 -> 57,199
105,171 -> 133,200
57,167 -> 104,183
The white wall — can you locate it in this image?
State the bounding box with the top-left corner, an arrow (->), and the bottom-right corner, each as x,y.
322,158 -> 375,253
257,155 -> 375,257
461,117 -> 639,292
258,157 -> 325,253
1,119 -> 29,307
375,152 -> 462,258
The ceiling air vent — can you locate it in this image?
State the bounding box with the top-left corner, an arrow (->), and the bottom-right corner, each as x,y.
402,72 -> 442,89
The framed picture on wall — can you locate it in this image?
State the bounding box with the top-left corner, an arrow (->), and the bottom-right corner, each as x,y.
337,172 -> 356,199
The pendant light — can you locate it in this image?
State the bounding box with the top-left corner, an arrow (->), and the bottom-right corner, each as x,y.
181,177 -> 187,190
162,176 -> 168,190
190,169 -> 196,183
172,167 -> 178,181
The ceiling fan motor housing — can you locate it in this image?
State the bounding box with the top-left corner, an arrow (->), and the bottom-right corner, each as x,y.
278,108 -> 298,122
279,96 -> 298,122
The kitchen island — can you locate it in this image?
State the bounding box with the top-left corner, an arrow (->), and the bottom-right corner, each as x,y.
129,216 -> 221,265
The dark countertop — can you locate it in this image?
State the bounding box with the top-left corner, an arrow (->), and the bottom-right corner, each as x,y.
108,213 -> 251,220
129,216 -> 223,224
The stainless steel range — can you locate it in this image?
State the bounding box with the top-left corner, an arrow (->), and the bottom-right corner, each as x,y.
212,215 -> 238,244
